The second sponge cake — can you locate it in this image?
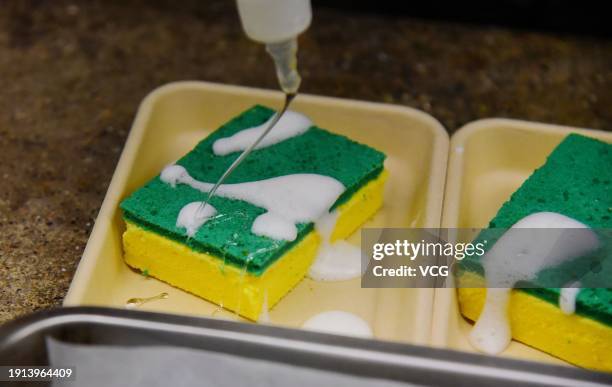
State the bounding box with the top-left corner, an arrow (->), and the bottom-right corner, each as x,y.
458,134 -> 612,371
120,105 -> 387,320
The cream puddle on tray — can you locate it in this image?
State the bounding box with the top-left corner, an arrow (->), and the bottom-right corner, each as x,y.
302,311 -> 373,338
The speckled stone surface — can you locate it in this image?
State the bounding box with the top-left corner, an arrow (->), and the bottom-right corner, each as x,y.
1,0 -> 611,323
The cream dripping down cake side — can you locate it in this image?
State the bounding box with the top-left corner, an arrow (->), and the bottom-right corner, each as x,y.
120,105 -> 387,320
457,134 -> 612,371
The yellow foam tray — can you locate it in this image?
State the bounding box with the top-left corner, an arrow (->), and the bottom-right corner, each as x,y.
432,118 -> 612,368
64,81 -> 449,346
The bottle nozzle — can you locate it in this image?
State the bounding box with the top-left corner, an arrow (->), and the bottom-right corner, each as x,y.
266,38 -> 301,94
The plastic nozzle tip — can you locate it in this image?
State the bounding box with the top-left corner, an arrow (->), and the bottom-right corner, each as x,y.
266,39 -> 301,94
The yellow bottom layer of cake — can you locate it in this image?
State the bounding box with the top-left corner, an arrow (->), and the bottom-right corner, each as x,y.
458,275 -> 612,371
123,170 -> 388,320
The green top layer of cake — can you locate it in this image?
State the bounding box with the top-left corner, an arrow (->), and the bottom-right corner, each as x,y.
460,134 -> 612,327
121,105 -> 386,275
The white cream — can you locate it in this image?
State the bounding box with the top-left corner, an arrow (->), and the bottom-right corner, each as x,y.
559,282 -> 581,315
308,212 -> 363,281
469,212 -> 599,355
212,110 -> 312,156
308,242 -> 362,281
161,165 -> 344,241
160,164 -> 189,188
302,311 -> 373,338
176,201 -> 217,237
252,212 -> 297,241
162,164 -> 364,282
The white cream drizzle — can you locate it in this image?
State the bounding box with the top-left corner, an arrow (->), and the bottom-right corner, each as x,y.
160,164 -> 344,241
302,311 -> 373,338
308,212 -> 363,281
469,212 -> 599,355
559,282 -> 581,315
176,201 -> 217,237
308,242 -> 362,281
212,110 -> 312,156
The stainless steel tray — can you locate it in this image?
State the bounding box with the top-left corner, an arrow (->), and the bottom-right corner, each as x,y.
0,307 -> 610,387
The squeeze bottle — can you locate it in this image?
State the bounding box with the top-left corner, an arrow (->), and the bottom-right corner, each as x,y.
236,0 -> 312,94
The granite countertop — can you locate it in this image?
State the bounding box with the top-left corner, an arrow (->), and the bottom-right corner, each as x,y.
1,0 -> 611,323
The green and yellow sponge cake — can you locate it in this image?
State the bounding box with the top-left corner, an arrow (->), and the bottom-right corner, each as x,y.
120,105 -> 387,320
458,134 -> 612,371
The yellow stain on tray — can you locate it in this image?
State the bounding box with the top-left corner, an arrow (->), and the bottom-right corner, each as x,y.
458,272 -> 612,371
123,170 -> 388,321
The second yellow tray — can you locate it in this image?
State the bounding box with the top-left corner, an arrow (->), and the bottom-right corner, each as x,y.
433,118 -> 612,366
